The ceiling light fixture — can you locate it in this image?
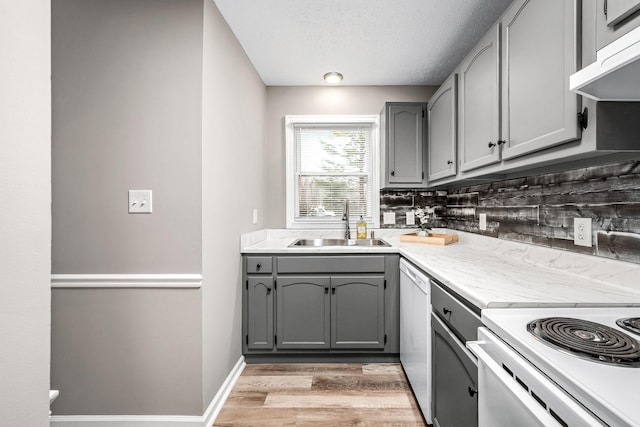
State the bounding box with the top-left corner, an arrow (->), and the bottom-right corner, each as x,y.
323,72 -> 343,84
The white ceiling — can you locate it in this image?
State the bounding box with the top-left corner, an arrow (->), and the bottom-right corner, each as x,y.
213,0 -> 513,86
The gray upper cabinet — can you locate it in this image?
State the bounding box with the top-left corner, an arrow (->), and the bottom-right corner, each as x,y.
381,102 -> 427,188
597,0 -> 640,49
246,276 -> 274,350
331,276 -> 385,349
459,24 -> 501,172
427,73 -> 458,181
276,276 -> 331,350
500,0 -> 580,160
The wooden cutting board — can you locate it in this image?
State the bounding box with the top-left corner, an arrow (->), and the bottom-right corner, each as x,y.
399,232 -> 458,246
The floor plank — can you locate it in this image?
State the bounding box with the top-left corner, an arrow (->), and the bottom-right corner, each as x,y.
213,363 -> 428,426
264,390 -> 412,409
312,375 -> 409,391
234,375 -> 313,391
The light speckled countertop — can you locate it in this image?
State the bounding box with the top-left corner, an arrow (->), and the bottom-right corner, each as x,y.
241,228 -> 640,309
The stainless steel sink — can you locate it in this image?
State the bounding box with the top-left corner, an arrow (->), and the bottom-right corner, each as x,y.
288,238 -> 391,247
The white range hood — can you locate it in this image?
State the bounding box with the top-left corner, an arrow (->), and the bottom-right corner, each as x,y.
570,24 -> 640,101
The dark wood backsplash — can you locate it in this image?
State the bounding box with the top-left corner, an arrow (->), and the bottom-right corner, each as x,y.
381,160 -> 640,264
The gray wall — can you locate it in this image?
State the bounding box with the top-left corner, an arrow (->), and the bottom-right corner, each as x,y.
0,1 -> 51,425
51,0 -> 205,415
52,0 -> 203,274
265,86 -> 438,228
50,289 -> 202,415
201,0 -> 267,407
51,0 -> 267,416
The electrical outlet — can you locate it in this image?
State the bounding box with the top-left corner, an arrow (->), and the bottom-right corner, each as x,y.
383,212 -> 396,225
406,211 -> 415,225
128,190 -> 152,214
479,213 -> 487,231
573,217 -> 592,247
253,209 -> 258,224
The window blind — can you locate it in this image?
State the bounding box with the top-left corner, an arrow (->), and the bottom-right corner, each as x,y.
293,123 -> 374,222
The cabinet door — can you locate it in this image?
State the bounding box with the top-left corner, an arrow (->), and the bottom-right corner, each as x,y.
606,0 -> 640,25
432,314 -> 478,427
459,24 -> 501,172
330,276 -> 385,349
428,73 -> 458,181
276,276 -> 330,349
247,277 -> 274,350
501,0 -> 580,160
387,104 -> 426,185
597,0 -> 640,49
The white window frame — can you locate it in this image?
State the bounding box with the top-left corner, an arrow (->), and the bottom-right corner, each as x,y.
285,114 -> 380,229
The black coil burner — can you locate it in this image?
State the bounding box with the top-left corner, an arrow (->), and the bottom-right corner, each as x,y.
617,317 -> 640,336
527,317 -> 640,367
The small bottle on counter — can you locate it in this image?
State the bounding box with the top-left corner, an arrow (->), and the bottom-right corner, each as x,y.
356,215 -> 367,239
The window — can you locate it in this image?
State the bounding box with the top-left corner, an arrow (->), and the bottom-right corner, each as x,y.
285,115 -> 380,229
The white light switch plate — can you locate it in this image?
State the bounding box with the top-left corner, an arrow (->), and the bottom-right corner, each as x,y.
128,190 -> 152,214
574,217 -> 592,247
383,212 -> 396,225
406,211 -> 415,226
479,213 -> 487,231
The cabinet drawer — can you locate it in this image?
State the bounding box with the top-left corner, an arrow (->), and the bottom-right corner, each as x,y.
277,256 -> 385,273
431,281 -> 481,342
246,256 -> 272,274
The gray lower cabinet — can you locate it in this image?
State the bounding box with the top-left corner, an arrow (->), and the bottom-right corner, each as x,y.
427,73 -> 458,181
432,314 -> 478,427
431,281 -> 481,427
242,254 -> 399,359
331,276 -> 385,349
500,0 -> 580,160
276,276 -> 331,349
276,275 -> 385,350
246,276 -> 274,350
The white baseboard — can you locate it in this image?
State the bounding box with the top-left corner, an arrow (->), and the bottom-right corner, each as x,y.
50,356 -> 246,427
201,355 -> 246,427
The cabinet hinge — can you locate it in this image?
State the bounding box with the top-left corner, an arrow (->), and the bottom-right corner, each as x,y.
577,107 -> 588,130
274,280 -> 277,289
422,109 -> 425,118
245,280 -> 248,290
604,0 -> 608,16
384,334 -> 387,344
421,171 -> 424,180
384,279 -> 387,289
275,334 -> 277,343
245,335 -> 248,345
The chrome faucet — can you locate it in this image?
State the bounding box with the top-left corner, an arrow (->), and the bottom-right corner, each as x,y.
342,199 -> 350,240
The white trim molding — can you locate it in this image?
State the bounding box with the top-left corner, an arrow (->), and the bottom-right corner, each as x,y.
51,274 -> 203,289
50,356 -> 246,427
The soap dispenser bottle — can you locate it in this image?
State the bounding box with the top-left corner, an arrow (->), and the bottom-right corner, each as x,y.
356,215 -> 367,239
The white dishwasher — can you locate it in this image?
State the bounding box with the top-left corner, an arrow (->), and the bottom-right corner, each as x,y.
400,258 -> 432,424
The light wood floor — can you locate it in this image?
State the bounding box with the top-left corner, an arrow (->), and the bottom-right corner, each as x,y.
213,363 -> 428,427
